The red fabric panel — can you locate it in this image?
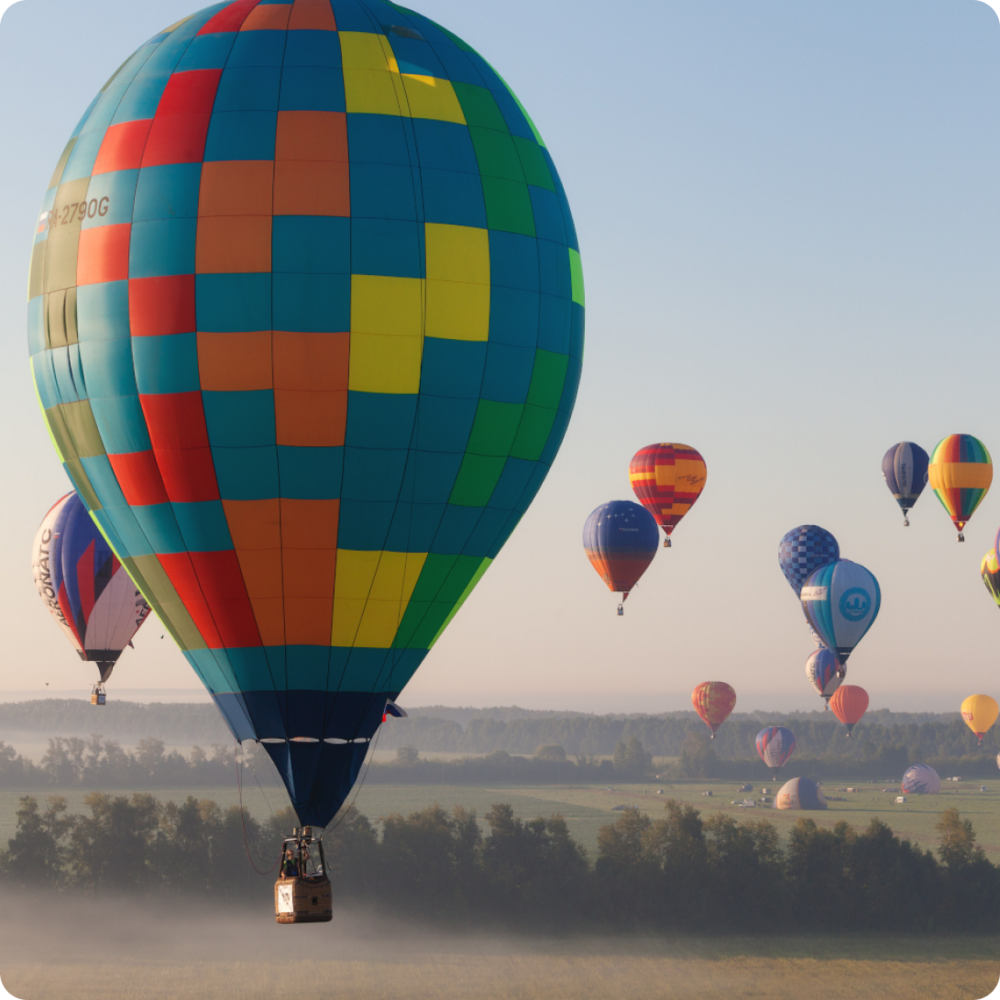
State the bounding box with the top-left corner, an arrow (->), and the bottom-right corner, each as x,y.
77,224 -> 130,285
140,392 -> 211,451
141,70 -> 223,167
198,0 -> 261,34
190,550 -> 251,599
93,120 -> 153,174
76,541 -> 96,625
158,552 -> 224,647
130,275 -> 196,337
154,447 -> 220,503
108,451 -> 170,506
208,598 -> 263,648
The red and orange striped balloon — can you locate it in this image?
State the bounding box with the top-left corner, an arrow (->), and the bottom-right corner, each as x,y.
692,681 -> 736,738
629,443 -> 707,547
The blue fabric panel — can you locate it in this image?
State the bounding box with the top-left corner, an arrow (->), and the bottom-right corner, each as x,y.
283,30 -> 342,67
89,395 -> 152,454
489,230 -> 539,291
412,451 -> 464,503
389,37 -> 445,77
487,457 -> 536,511
489,286 -> 539,349
426,43 -> 484,87
133,163 -> 202,221
76,281 -> 130,342
341,447 -> 409,501
537,294 -> 571,355
283,644 -> 333,690
463,505 -> 509,558
172,500 -> 234,552
544,149 -> 579,252
345,391 -> 417,449
213,446 -> 280,500
81,170 -> 139,228
187,647 -> 237,693
570,302 -> 584,358
97,505 -> 155,557
80,454 -> 129,510
70,92 -> 103,139
78,338 -> 138,399
431,503 -> 481,555
279,66 -> 346,111
60,130 -> 104,183
68,344 -> 88,399
227,30 -> 286,67
329,1 -> 378,31
513,463 -> 549,516
486,509 -> 520,559
411,120 -> 479,174
480,342 -> 534,404
79,47 -> 155,135
350,218 -> 423,278
537,238 -> 571,299
196,274 -> 271,332
413,395 -> 478,452
419,338 -> 486,398
129,218 -> 197,278
33,355 -> 59,409
131,503 -> 187,554
175,32 -> 237,71
208,690 -> 257,741
277,445 -> 343,499
89,507 -> 127,553
204,111 -> 278,161
382,500 -> 444,551
490,85 -> 535,141
132,332 -> 199,394
28,297 -> 45,355
529,186 -> 566,244
51,347 -> 82,403
272,273 -> 350,332
462,51 -> 505,94
336,499 -> 395,549
215,65 -> 281,112
273,216 -> 351,273
112,73 -> 170,125
539,406 -> 572,466
350,162 -> 419,222
202,390 -> 277,447
347,113 -> 411,166
420,169 -> 486,228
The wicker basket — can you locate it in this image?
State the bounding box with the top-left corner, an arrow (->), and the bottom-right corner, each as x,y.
274,874 -> 332,924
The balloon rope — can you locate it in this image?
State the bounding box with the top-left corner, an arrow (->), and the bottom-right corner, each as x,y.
235,742 -> 280,876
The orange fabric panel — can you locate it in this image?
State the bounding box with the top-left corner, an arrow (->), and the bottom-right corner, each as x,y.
196,215 -> 272,273
283,547 -> 336,598
250,597 -> 286,646
240,3 -> 291,29
198,331 -> 273,390
280,498 -> 339,550
76,224 -> 130,285
273,331 -> 350,389
273,160 -> 350,216
274,389 -> 348,446
223,499 -> 282,550
288,0 -> 337,30
198,161 -> 274,216
235,548 -> 283,599
284,596 -> 334,645
275,111 -> 348,161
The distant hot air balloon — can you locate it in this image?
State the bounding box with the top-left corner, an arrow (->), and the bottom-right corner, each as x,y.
981,550 -> 1000,607
775,776 -> 827,810
805,648 -> 843,706
32,493 -> 150,700
901,764 -> 941,795
800,559 -> 880,669
829,684 -> 869,737
692,682 -> 737,738
960,694 -> 999,744
628,444 -> 706,547
756,726 -> 796,776
928,435 -> 992,541
778,526 -> 840,597
882,442 -> 929,526
583,502 -> 659,614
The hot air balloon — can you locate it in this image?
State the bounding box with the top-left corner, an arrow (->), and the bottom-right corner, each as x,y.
692,681 -> 736,738
829,684 -> 868,737
928,435 -> 992,541
804,648 -> 842,706
778,525 -> 839,597
628,443 -> 706,547
27,0 -> 583,835
756,726 -> 796,776
775,777 -> 827,810
901,764 -> 940,795
981,549 -> 1000,607
583,501 -> 658,613
800,559 -> 880,669
32,492 -> 151,702
960,695 -> 999,744
882,442 -> 929,526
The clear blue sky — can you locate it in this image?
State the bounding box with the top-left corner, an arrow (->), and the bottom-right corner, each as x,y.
1,0 -> 999,712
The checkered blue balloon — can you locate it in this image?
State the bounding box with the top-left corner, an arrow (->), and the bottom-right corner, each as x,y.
778,525 -> 839,596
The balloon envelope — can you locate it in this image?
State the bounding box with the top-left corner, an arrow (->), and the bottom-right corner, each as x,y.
628,443 -> 706,543
775,777 -> 827,810
929,435 -> 992,536
692,681 -> 736,735
27,0 -> 583,828
801,560 -> 881,667
583,502 -> 658,598
829,684 -> 869,735
882,442 -> 928,521
981,550 -> 1000,607
901,764 -> 941,795
960,694 -> 999,743
756,726 -> 796,772
805,648 -> 842,701
32,493 -> 150,682
778,526 -> 839,597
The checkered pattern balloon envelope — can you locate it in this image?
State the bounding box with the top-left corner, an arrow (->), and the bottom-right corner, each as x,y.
27,0 -> 583,827
777,524 -> 839,597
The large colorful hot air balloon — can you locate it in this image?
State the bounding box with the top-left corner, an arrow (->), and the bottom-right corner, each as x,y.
777,525 -> 839,597
801,559 -> 880,669
628,443 -> 706,547
901,764 -> 940,795
829,684 -> 868,737
775,777 -> 827,810
692,681 -> 736,738
756,726 -> 795,776
960,694 -> 999,744
981,549 -> 1000,607
882,442 -> 928,526
804,647 -> 842,706
928,435 -> 992,541
32,492 -> 151,694
583,501 -> 658,613
27,0 -> 583,828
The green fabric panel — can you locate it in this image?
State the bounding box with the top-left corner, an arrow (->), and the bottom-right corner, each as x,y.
481,176 -> 535,237
43,232 -> 82,294
402,600 -> 453,649
64,458 -> 101,512
525,351 -> 568,410
466,399 -> 523,456
449,452 -> 506,506
48,140 -> 75,191
509,404 -> 558,461
452,82 -> 508,132
429,556 -> 492,648
469,126 -> 523,182
58,400 -> 106,458
28,243 -> 45,301
513,136 -> 554,191
408,553 -> 460,604
569,249 -> 585,306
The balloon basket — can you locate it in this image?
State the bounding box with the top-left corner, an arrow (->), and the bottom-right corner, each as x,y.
663,538 -> 671,548
617,604 -> 624,616
275,829 -> 331,924
903,518 -> 909,527
958,533 -> 965,542
90,684 -> 106,706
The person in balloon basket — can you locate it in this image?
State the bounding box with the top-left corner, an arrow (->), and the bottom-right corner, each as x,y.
281,849 -> 299,879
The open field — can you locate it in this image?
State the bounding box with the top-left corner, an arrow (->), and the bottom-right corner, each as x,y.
0,892 -> 997,1000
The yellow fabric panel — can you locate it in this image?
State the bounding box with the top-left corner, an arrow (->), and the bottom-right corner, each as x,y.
426,224 -> 490,283
425,281 -> 489,341
340,31 -> 399,71
353,599 -> 404,647
343,68 -> 408,116
351,275 -> 424,336
334,549 -> 382,599
330,596 -> 367,646
424,224 -> 489,341
348,332 -> 423,393
401,75 -> 465,124
929,461 -> 993,491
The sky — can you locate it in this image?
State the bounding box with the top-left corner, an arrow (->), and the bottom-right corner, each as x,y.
1,0 -> 999,713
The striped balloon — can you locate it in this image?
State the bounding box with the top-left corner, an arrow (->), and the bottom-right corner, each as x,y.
804,647 -> 842,705
901,764 -> 940,795
756,726 -> 796,775
692,681 -> 736,738
981,549 -> 1000,607
928,434 -> 992,541
881,441 -> 928,526
801,559 -> 880,669
628,443 -> 706,547
582,501 -> 658,611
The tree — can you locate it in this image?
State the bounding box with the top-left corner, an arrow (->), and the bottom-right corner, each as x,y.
0,795 -> 72,885
533,744 -> 566,762
936,808 -> 985,868
395,745 -> 419,765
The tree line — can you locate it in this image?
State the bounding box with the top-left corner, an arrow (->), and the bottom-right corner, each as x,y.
2,791 -> 996,934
